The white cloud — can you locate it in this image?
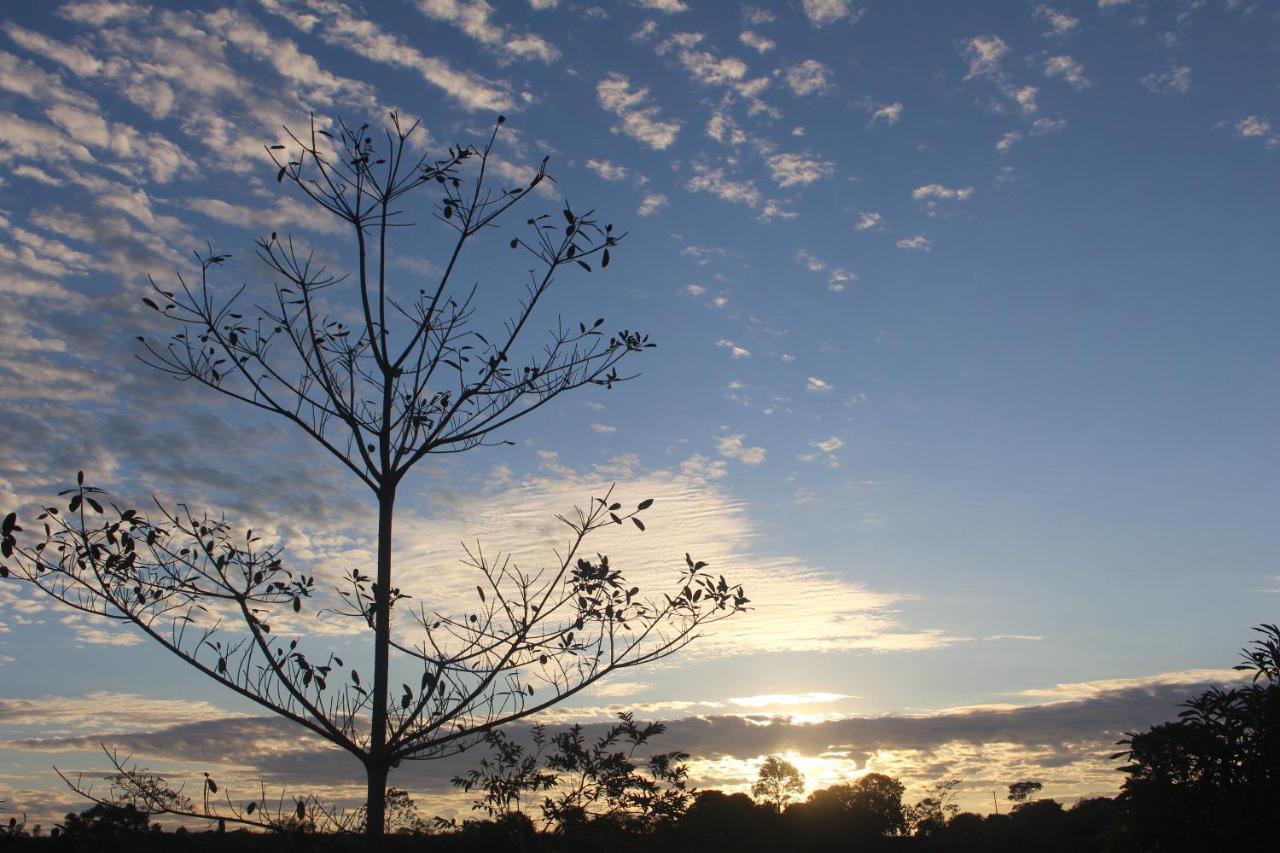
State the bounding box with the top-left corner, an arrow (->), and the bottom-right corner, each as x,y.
806,376 -> 832,392
730,692 -> 852,708
686,162 -> 761,208
913,183 -> 974,201
743,6 -> 775,25
590,423 -> 617,433
739,30 -> 775,53
1044,55 -> 1091,89
707,111 -> 746,145
1233,115 -> 1277,147
2,23 -> 104,77
586,158 -> 631,181
796,248 -> 826,272
686,162 -> 794,220
1142,65 -> 1192,94
854,211 -> 882,231
588,680 -> 651,698
203,8 -> 377,107
896,234 -> 932,251
767,152 -> 834,188
637,193 -> 668,217
597,73 -> 681,149
827,268 -> 855,292
801,0 -> 862,27
1030,116 -> 1066,134
784,59 -> 834,96
263,0 -> 515,112
666,41 -> 750,89
0,692 -> 242,732
1014,85 -> 1039,114
58,1 -> 147,27
413,0 -> 560,63
1034,5 -> 1079,36
685,283 -> 706,296
633,0 -> 688,12
869,102 -> 903,126
812,436 -> 843,453
11,164 -> 65,186
717,433 -> 766,465
913,184 -> 973,216
716,339 -> 752,359
1235,115 -> 1272,138
996,131 -> 1022,152
961,34 -> 1008,80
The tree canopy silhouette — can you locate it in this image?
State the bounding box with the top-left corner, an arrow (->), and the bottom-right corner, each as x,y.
1112,623 -> 1280,852
751,755 -> 805,814
0,114 -> 748,847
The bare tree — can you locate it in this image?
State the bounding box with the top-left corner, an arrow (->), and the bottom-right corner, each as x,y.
0,114 -> 748,845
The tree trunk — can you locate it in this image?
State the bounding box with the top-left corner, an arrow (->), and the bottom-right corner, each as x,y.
366,486 -> 396,846
364,760 -> 389,848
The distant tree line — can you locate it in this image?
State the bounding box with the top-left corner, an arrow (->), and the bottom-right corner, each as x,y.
3,624 -> 1276,852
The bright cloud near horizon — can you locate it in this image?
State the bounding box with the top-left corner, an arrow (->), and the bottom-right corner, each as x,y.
1,0 -> 1278,827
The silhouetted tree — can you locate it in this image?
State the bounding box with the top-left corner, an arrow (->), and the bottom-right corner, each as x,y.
751,756 -> 805,814
792,773 -> 907,840
453,712 -> 690,836
682,790 -> 768,845
1113,624 -> 1280,852
61,803 -> 151,836
907,778 -> 962,837
1006,779 -> 1042,805
0,114 -> 748,847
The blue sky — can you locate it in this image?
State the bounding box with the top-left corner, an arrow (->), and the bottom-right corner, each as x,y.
1,0 -> 1278,823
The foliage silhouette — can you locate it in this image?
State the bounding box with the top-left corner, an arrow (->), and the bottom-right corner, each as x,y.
1006,779 -> 1042,804
784,771 -> 907,845
750,755 -> 805,814
1111,623 -> 1280,852
0,114 -> 748,847
905,777 -> 961,837
451,712 -> 690,838
61,803 -> 153,837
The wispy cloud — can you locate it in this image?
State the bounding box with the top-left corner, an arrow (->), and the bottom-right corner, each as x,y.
961,34 -> 1009,81
632,0 -> 688,12
585,158 -> 631,181
597,72 -> 681,149
1034,5 -> 1079,37
854,211 -> 883,231
1044,55 -> 1091,89
716,339 -> 752,359
261,0 -> 515,112
411,0 -> 560,63
739,30 -> 775,54
717,432 -> 766,464
637,193 -> 668,216
1141,65 -> 1192,95
869,102 -> 903,126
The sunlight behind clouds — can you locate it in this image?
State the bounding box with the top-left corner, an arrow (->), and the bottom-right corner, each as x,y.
381,457 -> 953,658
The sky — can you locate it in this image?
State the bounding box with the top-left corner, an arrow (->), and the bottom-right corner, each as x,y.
1,0 -> 1278,827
